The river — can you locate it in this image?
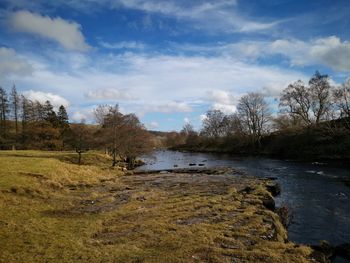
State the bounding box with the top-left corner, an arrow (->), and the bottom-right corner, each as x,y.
138,150 -> 350,262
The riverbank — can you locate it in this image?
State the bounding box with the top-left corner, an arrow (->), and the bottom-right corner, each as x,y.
172,121 -> 350,162
0,151 -> 322,262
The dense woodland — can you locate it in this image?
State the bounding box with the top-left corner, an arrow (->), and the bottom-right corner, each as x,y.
0,86 -> 152,167
169,72 -> 350,160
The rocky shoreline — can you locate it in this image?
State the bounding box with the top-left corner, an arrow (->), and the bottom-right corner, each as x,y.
133,167 -> 350,263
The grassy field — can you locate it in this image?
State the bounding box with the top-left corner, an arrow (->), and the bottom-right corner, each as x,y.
0,151 -> 314,262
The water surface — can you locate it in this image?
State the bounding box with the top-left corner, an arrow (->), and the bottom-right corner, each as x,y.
138,150 -> 350,262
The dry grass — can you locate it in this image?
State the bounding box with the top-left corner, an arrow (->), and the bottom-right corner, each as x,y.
0,150 -> 313,262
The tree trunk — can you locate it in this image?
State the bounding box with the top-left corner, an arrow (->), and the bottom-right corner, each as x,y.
112,149 -> 117,167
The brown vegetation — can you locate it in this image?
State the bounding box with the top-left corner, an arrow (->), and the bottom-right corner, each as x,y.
0,151 -> 317,263
0,86 -> 152,167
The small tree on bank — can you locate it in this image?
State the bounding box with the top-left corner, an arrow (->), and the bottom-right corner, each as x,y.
70,121 -> 91,165
94,104 -> 152,168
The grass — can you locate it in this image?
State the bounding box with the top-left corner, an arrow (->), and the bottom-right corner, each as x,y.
0,150 -> 314,262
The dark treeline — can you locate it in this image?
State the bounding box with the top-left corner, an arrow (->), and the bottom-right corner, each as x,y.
170,71 -> 350,160
0,85 -> 152,167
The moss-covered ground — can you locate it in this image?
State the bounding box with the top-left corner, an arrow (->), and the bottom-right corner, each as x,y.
0,151 -> 314,262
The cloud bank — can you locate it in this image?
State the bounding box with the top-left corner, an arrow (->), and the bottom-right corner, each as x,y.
10,11 -> 90,51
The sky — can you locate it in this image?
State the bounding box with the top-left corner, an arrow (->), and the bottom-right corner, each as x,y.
0,0 -> 349,131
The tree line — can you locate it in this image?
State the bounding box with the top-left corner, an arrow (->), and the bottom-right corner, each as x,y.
0,86 -> 152,167
0,85 -> 71,149
170,71 -> 350,158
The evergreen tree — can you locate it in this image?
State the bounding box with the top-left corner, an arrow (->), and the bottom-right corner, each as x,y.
57,105 -> 69,128
57,105 -> 70,149
43,100 -> 58,127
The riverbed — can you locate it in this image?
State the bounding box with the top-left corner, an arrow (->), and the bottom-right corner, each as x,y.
138,150 -> 350,262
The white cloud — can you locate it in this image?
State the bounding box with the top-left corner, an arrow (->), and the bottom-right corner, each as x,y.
310,36 -> 350,71
4,0 -> 278,33
212,103 -> 237,114
141,101 -> 192,114
207,90 -> 237,105
71,111 -> 89,122
199,114 -> 207,121
184,117 -> 190,123
99,41 -> 146,50
0,47 -> 33,77
147,121 -> 159,129
254,36 -> 350,71
23,90 -> 69,110
206,90 -> 238,114
115,0 -> 278,33
10,11 -> 90,51
85,88 -> 137,100
10,50 -> 306,122
176,36 -> 350,72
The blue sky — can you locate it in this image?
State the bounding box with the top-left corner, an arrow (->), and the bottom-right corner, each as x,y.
0,0 -> 349,131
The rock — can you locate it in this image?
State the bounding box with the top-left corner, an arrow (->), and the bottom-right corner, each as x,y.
335,243 -> 350,259
136,196 -> 146,202
311,240 -> 335,259
343,180 -> 350,188
266,183 -> 281,196
189,163 -> 196,166
276,206 -> 290,228
240,186 -> 254,194
173,165 -> 178,167
198,163 -> 205,166
262,197 -> 275,211
265,176 -> 278,180
312,162 -> 327,165
81,200 -> 96,205
310,250 -> 331,263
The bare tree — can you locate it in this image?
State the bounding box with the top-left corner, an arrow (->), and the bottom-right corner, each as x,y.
280,72 -> 333,126
70,121 -> 90,165
121,114 -> 152,169
21,95 -> 30,137
333,78 -> 350,118
201,109 -> 226,138
94,104 -> 111,125
237,92 -> 271,147
221,113 -> 244,137
97,105 -> 123,166
272,114 -> 304,131
309,71 -> 333,123
10,85 -> 20,136
181,122 -> 200,147
181,123 -> 195,135
0,87 -> 9,139
280,80 -> 312,126
94,105 -> 152,168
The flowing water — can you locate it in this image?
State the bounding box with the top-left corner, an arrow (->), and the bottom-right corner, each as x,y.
138,150 -> 350,262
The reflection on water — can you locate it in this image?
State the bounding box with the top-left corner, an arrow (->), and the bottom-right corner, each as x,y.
138,150 -> 350,261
